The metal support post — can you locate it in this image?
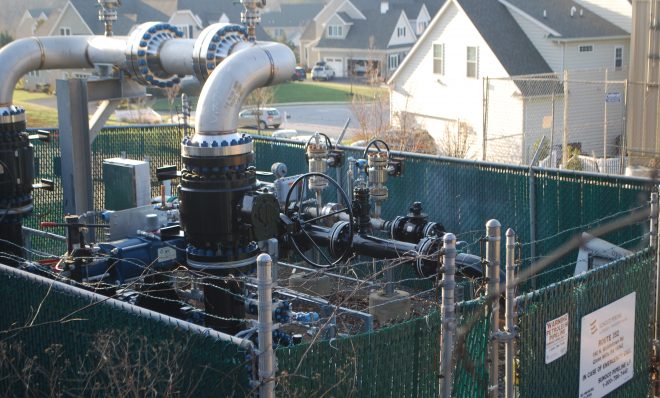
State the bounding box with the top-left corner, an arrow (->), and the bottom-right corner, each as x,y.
58,78 -> 94,217
440,233 -> 457,398
651,191 -> 660,397
505,228 -> 516,398
528,136 -> 546,290
486,219 -> 501,398
257,253 -> 275,398
267,238 -> 279,288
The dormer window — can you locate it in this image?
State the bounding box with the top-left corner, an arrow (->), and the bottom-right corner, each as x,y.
417,21 -> 428,34
397,26 -> 406,37
328,25 -> 343,38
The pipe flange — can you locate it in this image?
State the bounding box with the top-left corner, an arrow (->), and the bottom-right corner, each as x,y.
415,237 -> 440,278
127,22 -> 184,87
192,23 -> 249,82
181,132 -> 253,157
0,105 -> 26,125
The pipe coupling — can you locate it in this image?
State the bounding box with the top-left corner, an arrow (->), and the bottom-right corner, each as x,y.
126,22 -> 184,87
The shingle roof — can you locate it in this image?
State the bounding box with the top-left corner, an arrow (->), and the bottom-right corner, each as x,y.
502,0 -> 628,39
261,4 -> 325,28
69,0 -> 169,35
27,8 -> 54,19
176,0 -> 270,40
317,7 -> 405,50
456,0 -> 552,77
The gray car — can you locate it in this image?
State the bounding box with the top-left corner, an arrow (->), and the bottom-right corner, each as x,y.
237,108 -> 282,129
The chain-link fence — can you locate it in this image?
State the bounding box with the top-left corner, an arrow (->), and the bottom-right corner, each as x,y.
485,69 -> 628,169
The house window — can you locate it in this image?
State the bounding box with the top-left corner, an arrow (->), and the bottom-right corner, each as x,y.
176,25 -> 193,38
615,47 -> 623,70
273,28 -> 285,38
397,26 -> 406,37
389,54 -> 400,70
28,70 -> 40,77
59,27 -> 71,36
466,46 -> 478,78
579,45 -> 593,52
327,25 -> 343,38
417,21 -> 428,34
433,43 -> 444,75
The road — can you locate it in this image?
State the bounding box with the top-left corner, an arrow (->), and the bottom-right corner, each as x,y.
275,103 -> 359,142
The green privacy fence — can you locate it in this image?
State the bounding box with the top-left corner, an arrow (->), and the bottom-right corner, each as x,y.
517,248 -> 655,397
275,298 -> 490,398
0,263 -> 252,397
27,126 -> 651,288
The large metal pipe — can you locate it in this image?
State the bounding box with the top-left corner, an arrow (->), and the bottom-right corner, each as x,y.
159,39 -> 196,76
0,36 -> 128,105
194,42 -> 296,137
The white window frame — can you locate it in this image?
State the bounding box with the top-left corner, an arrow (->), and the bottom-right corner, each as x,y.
327,25 -> 343,38
614,46 -> 623,70
59,27 -> 71,36
433,43 -> 444,75
466,46 -> 478,79
417,20 -> 428,35
389,54 -> 400,71
397,26 -> 406,37
579,44 -> 594,53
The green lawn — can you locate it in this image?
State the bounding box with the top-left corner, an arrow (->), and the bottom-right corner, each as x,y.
152,80 -> 387,114
12,89 -> 129,128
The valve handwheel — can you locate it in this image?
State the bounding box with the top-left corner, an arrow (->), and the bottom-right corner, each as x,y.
284,172 -> 353,268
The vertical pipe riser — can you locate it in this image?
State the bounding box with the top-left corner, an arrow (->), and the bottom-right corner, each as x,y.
440,233 -> 456,398
485,219 -> 501,398
257,254 -> 275,398
505,229 -> 516,398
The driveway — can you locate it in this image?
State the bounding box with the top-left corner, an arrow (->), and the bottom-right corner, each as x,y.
275,103 -> 359,143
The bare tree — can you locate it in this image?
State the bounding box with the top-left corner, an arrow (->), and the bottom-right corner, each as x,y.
244,86 -> 276,132
438,120 -> 472,158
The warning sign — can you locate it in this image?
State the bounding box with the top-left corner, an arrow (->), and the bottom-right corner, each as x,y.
579,292 -> 635,398
545,313 -> 569,364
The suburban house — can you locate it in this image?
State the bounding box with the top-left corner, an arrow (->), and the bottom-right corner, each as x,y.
261,3 -> 325,46
299,0 -> 443,79
15,0 -> 268,91
388,0 -> 631,164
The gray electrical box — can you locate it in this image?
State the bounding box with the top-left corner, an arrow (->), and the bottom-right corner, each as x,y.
102,158 -> 151,210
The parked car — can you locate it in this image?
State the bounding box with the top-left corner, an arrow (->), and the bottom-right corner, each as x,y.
292,66 -> 306,81
237,107 -> 282,129
272,129 -> 299,139
311,64 -> 335,81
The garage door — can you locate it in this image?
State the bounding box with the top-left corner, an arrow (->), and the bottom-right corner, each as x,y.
325,58 -> 344,77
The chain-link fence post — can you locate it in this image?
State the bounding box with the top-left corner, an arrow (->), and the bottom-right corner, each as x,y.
257,253 -> 275,398
504,228 -> 516,398
486,219 -> 501,397
651,191 -> 660,397
439,232 -> 456,398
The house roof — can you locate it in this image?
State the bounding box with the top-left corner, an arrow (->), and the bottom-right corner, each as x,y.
457,0 -> 552,77
316,7 -> 410,50
501,0 -> 629,39
68,0 -> 169,35
261,3 -> 325,28
389,0 -> 553,93
176,0 -> 270,40
27,8 -> 54,19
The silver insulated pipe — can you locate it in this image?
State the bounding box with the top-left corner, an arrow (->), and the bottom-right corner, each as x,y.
184,41 -> 295,157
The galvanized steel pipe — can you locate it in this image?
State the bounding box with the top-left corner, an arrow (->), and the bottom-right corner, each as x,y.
505,228 -> 516,398
440,233 -> 456,398
257,253 -> 275,398
485,219 -> 501,398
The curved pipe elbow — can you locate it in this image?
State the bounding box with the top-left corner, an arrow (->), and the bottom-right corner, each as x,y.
194,42 -> 296,135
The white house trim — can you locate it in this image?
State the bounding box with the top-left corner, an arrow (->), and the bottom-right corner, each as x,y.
47,1 -> 94,36
169,10 -> 204,30
388,0 -> 453,83
550,35 -> 630,43
387,11 -> 416,47
497,0 -> 561,38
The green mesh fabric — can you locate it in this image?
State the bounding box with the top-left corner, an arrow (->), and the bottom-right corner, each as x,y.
0,264 -> 252,397
517,248 -> 654,398
454,298 -> 491,397
275,311 -> 442,397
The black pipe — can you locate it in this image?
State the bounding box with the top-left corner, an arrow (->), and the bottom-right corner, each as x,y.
0,106 -> 33,267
